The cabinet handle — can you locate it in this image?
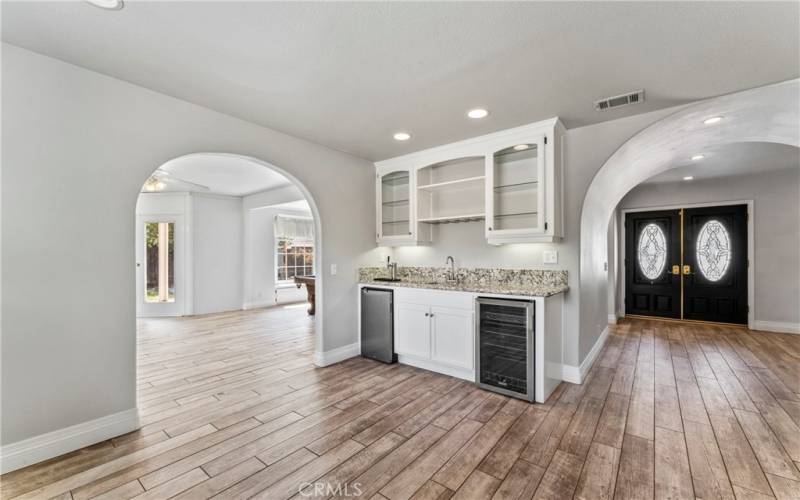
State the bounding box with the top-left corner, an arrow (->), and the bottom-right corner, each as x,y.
488,227 -> 493,231
429,313 -> 434,317
424,312 -> 429,317
408,232 -> 412,235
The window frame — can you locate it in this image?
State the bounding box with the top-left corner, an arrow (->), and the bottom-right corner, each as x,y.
275,236 -> 315,285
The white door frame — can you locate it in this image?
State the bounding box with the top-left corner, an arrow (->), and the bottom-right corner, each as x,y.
618,199 -> 754,328
136,213 -> 187,317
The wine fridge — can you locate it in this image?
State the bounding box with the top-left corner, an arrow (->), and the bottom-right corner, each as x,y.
475,297 -> 535,402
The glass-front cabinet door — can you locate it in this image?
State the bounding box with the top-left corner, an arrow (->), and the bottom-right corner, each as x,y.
485,136 -> 546,240
376,168 -> 414,245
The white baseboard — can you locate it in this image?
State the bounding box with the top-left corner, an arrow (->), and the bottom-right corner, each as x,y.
242,299 -> 274,310
562,325 -> 610,385
0,408 -> 140,474
751,320 -> 800,334
608,314 -> 618,325
313,342 -> 360,367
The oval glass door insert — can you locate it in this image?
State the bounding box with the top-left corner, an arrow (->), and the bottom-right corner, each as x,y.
637,223 -> 667,280
696,219 -> 731,281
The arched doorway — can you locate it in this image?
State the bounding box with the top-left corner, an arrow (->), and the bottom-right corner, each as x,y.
577,80 -> 799,366
134,152 -> 326,360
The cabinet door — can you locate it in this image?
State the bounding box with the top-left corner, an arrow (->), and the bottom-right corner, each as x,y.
377,169 -> 412,244
430,306 -> 474,369
394,302 -> 431,359
485,136 -> 546,238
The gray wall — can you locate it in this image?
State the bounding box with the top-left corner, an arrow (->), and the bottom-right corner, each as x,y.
393,106 -> 684,368
192,194 -> 244,315
616,167 -> 800,325
1,44 -> 378,446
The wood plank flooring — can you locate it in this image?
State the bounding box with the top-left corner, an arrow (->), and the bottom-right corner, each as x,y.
3,308 -> 800,499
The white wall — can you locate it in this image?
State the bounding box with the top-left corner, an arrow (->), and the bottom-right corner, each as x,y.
1,44 -> 378,451
616,167 -> 800,328
192,194 -> 244,315
243,185 -> 313,309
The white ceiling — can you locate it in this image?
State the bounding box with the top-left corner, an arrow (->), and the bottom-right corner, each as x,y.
3,2 -> 798,160
155,154 -> 292,196
266,200 -> 312,214
640,142 -> 799,185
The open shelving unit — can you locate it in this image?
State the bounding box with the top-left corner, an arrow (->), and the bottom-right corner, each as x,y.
417,157 -> 485,225
374,117 -> 564,245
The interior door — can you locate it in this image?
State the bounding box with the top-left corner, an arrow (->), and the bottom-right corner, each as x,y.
625,209 -> 681,318
136,215 -> 184,317
683,205 -> 748,324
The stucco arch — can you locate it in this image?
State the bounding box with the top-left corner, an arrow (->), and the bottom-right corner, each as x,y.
577,80 -> 799,367
137,152 -> 326,361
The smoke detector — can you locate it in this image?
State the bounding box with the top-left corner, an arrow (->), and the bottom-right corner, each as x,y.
594,90 -> 645,111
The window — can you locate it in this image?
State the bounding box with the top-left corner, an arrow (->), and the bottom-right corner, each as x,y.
275,215 -> 314,283
145,221 -> 175,302
637,222 -> 667,280
696,219 -> 731,282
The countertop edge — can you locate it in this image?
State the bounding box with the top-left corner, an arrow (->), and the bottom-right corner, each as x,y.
358,281 -> 569,298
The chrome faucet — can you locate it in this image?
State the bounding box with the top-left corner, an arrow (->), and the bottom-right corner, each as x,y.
386,256 -> 398,281
445,256 -> 456,282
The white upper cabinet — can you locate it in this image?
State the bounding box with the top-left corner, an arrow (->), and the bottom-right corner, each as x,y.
374,118 -> 564,246
376,167 -> 421,246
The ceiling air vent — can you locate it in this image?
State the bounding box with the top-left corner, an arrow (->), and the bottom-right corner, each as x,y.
594,90 -> 645,111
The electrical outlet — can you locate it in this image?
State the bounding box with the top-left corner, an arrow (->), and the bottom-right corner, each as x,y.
543,250 -> 558,264
330,264 -> 338,275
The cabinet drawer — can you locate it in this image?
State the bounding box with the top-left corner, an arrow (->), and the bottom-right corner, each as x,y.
394,287 -> 474,310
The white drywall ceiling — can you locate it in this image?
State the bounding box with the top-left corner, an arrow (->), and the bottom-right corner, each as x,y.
2,1 -> 798,160
157,154 -> 292,196
266,200 -> 312,213
641,142 -> 800,184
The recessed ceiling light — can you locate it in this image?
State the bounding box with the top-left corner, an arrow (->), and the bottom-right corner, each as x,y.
513,144 -> 530,151
85,0 -> 124,10
691,154 -> 705,161
683,176 -> 694,181
467,108 -> 489,119
703,116 -> 723,125
393,132 -> 411,141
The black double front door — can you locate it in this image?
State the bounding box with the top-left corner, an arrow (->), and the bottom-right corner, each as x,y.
624,204 -> 748,325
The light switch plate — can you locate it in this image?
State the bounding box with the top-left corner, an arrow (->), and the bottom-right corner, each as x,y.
330,264 -> 338,275
543,250 -> 558,264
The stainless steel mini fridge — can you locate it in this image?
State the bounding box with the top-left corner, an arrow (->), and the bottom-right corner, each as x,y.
475,297 -> 535,402
360,287 -> 396,364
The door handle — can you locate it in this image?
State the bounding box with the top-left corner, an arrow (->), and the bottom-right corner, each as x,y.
671,265 -> 680,275
683,265 -> 692,275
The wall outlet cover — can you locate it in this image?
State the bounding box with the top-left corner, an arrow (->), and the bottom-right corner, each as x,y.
330,264 -> 338,275
543,250 -> 558,264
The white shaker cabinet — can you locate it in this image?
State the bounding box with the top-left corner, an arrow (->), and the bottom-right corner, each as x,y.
394,301 -> 431,359
430,305 -> 474,370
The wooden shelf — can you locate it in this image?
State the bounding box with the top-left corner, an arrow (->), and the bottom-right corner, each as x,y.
417,176 -> 485,192
418,213 -> 486,224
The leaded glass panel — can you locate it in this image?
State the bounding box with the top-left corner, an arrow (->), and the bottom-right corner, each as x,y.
696,220 -> 731,282
637,223 -> 667,280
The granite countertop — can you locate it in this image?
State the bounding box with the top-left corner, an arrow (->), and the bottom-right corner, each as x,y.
359,278 -> 569,297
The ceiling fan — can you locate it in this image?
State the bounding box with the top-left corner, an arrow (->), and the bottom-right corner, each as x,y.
141,168 -> 210,192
